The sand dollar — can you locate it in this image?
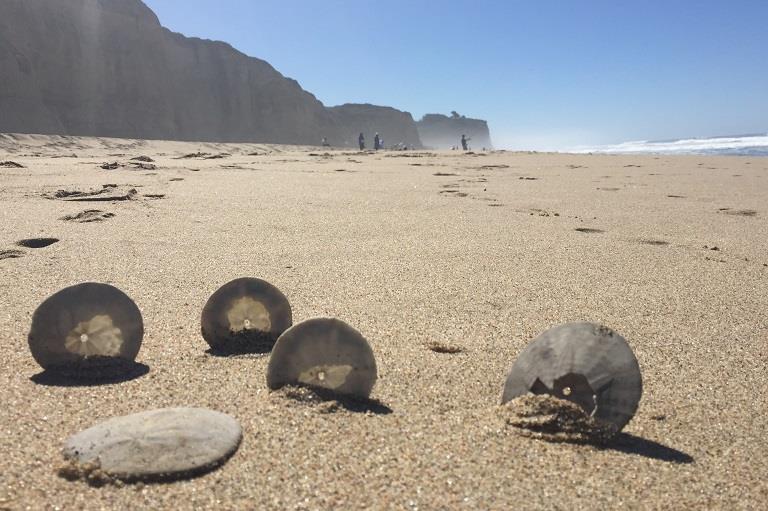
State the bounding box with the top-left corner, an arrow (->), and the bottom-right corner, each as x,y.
28,283 -> 143,373
201,277 -> 292,353
62,407 -> 242,481
502,322 -> 642,432
267,318 -> 377,398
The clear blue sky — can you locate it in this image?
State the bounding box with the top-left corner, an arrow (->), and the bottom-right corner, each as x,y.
143,0 -> 768,150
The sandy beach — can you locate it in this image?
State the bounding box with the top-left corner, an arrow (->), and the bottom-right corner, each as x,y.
0,133 -> 766,509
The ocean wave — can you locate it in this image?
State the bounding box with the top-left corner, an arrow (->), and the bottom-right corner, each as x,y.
573,134 -> 768,156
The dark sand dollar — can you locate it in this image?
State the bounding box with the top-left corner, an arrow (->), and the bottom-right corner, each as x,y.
502,322 -> 642,432
28,283 -> 143,374
267,318 -> 377,398
201,277 -> 292,353
62,408 -> 242,482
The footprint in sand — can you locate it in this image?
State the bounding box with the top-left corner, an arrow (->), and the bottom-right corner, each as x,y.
0,249 -> 25,260
60,210 -> 115,223
16,238 -> 59,248
528,208 -> 559,217
720,209 -> 757,217
49,187 -> 137,202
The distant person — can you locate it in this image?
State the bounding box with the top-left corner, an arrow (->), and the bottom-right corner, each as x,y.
321,137 -> 330,147
358,132 -> 365,150
374,133 -> 381,150
461,134 -> 470,151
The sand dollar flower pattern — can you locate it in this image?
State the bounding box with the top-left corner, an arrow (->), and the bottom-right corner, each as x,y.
64,314 -> 124,357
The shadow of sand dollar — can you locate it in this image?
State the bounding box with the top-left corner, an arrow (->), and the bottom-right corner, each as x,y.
598,187 -> 620,191
667,195 -> 686,198
0,249 -> 25,260
270,385 -> 392,415
433,172 -> 458,176
604,433 -> 693,464
17,238 -> 59,248
60,210 -> 115,223
575,228 -> 604,234
30,361 -> 149,387
169,177 -> 184,182
637,239 -> 669,246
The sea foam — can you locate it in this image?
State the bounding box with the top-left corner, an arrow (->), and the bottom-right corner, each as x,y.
574,134 -> 768,156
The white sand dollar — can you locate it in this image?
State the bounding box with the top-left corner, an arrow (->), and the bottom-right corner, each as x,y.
201,277 -> 292,352
267,318 -> 377,398
28,283 -> 143,373
62,408 -> 242,481
502,322 -> 642,433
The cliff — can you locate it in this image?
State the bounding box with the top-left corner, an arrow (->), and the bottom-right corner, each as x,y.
0,0 -> 422,146
328,104 -> 422,149
416,113 -> 493,150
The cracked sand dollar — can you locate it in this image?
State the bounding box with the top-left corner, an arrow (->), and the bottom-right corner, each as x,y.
61,407 -> 242,482
502,322 -> 642,432
267,318 -> 377,398
27,283 -> 143,374
201,277 -> 292,353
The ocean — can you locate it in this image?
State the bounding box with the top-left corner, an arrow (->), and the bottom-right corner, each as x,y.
574,133 -> 768,156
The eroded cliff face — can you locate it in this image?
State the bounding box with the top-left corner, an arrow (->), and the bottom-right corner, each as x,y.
416,114 -> 493,150
328,104 -> 422,149
0,0 -> 343,143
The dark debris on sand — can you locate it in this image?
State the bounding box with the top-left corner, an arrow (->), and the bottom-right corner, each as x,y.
426,341 -> 465,354
0,160 -> 25,168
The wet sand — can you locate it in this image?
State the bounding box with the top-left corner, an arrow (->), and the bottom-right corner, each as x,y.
1,133 -> 767,509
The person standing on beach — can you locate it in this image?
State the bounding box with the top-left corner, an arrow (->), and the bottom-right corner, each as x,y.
358,132 -> 365,150
374,133 -> 381,150
461,134 -> 470,151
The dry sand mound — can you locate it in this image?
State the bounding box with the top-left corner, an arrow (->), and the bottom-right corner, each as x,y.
499,394 -> 617,444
